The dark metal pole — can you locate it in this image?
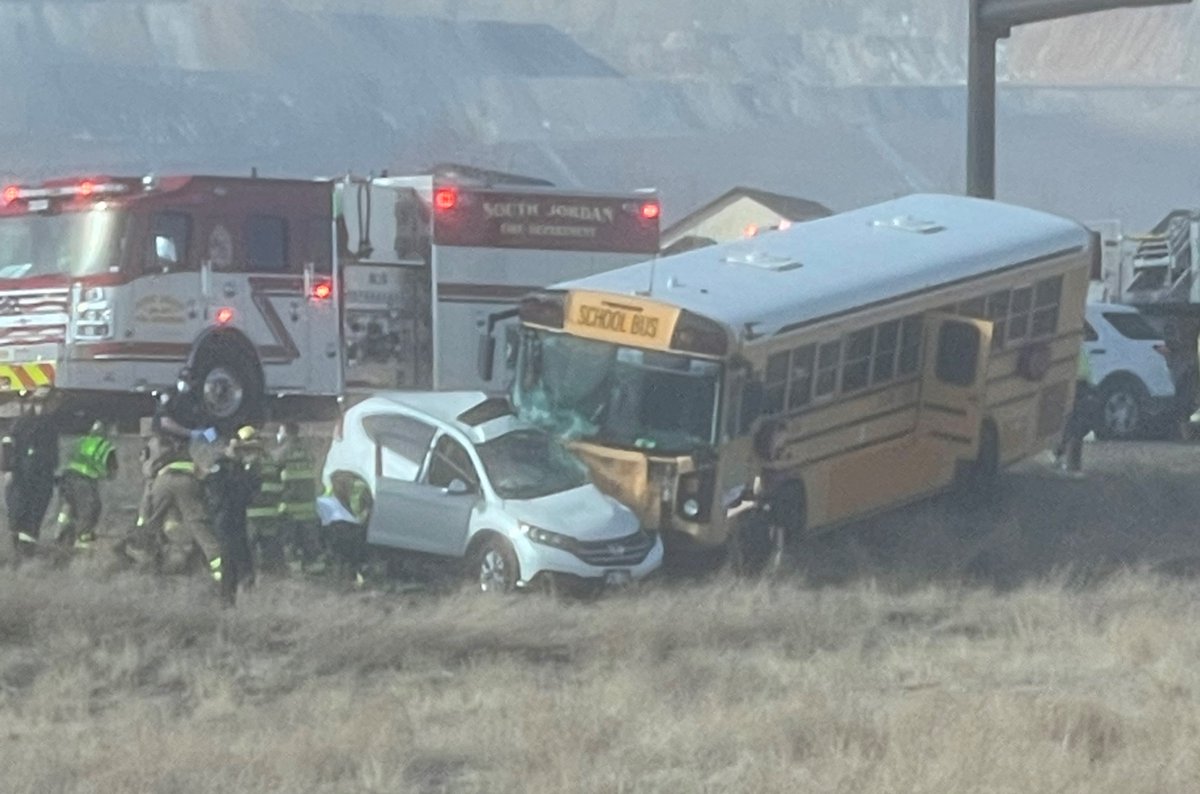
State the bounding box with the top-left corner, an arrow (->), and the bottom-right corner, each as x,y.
966,1 -> 999,199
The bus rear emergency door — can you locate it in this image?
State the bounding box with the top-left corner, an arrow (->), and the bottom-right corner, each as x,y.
918,313 -> 993,479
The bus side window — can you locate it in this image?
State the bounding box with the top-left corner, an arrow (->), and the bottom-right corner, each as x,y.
1032,275 -> 1063,337
763,352 -> 788,415
787,345 -> 815,409
148,211 -> 193,274
898,315 -> 922,375
935,322 -> 981,387
814,340 -> 841,398
244,214 -> 289,272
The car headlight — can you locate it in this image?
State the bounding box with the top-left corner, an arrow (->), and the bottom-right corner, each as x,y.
681,498 -> 701,518
520,522 -> 575,550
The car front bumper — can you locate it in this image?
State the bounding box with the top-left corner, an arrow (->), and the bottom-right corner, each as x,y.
512,532 -> 664,587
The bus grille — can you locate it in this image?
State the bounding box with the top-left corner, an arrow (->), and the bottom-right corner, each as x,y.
571,531 -> 656,567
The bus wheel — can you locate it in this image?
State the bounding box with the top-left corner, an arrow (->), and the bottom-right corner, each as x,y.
192,347 -> 263,431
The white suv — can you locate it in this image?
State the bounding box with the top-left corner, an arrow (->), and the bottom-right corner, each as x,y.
1084,302 -> 1174,439
322,391 -> 663,592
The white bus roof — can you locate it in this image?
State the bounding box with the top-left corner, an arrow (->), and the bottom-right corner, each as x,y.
552,194 -> 1092,338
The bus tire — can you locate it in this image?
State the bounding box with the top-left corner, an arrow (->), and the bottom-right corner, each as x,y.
191,340 -> 264,431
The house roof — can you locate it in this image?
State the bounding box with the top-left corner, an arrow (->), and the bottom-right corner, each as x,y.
662,186 -> 833,241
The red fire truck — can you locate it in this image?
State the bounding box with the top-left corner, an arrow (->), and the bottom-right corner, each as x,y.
0,170 -> 659,428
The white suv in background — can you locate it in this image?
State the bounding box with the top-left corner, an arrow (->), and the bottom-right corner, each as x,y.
322,392 -> 663,592
1084,302 -> 1174,439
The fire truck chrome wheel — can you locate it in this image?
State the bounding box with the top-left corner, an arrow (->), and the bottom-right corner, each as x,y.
202,366 -> 245,420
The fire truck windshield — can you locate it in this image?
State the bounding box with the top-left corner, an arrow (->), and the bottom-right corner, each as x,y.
0,209 -> 125,281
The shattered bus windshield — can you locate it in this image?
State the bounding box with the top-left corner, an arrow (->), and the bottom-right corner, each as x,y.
0,209 -> 125,280
513,329 -> 721,454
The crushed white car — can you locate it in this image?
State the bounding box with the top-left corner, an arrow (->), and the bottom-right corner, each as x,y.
321,391 -> 663,592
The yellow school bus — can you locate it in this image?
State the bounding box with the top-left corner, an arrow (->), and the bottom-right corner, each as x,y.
504,194 -> 1094,570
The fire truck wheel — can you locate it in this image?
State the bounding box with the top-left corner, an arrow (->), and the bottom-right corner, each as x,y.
191,348 -> 263,430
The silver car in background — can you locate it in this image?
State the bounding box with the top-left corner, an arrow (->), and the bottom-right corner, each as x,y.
322,392 -> 663,592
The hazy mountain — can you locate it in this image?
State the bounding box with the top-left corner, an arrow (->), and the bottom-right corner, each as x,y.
2,1 -> 1198,230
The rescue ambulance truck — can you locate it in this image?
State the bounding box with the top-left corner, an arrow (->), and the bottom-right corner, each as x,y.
0,171 -> 659,428
495,194 -> 1093,570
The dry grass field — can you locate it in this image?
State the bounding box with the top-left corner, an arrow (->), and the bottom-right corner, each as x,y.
2,441 -> 1199,793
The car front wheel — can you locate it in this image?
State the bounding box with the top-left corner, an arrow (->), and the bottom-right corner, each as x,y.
473,536 -> 519,594
1097,379 -> 1145,440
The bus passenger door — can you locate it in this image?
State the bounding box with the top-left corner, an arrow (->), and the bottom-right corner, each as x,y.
715,366 -> 759,527
918,314 -> 993,486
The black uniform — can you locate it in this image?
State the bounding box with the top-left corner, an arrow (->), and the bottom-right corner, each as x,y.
203,451 -> 261,603
4,411 -> 59,557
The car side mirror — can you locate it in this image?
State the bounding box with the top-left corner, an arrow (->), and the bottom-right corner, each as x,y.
444,478 -> 471,496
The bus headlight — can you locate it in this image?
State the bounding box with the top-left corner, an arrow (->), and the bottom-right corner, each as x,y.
675,468 -> 715,523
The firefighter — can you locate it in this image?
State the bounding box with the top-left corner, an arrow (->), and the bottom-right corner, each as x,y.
2,395 -> 59,560
203,427 -> 262,604
321,471 -> 372,586
1055,347 -> 1096,476
55,420 -> 118,549
243,426 -> 286,574
271,422 -> 320,574
139,438 -> 225,590
129,388 -> 216,546
1163,317 -> 1198,440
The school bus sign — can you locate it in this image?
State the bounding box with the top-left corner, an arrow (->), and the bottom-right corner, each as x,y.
563,291 -> 680,350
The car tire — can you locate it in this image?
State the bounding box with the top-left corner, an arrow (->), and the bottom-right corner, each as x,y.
1096,377 -> 1146,441
472,535 -> 519,594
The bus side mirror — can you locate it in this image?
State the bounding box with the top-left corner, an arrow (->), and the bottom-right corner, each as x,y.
477,333 -> 496,383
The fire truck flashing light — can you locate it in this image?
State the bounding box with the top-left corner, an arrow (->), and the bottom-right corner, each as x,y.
310,280 -> 333,301
434,187 -> 458,212
1,181 -> 130,205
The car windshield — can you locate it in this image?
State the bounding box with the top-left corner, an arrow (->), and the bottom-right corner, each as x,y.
0,209 -> 126,280
512,329 -> 721,454
475,429 -> 590,500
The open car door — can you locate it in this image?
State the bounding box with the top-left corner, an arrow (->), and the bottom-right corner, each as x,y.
918,313 -> 993,483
